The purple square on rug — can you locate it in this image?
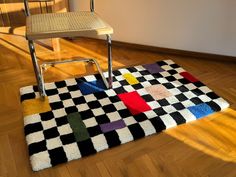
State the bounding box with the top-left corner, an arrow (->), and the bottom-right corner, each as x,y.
100,119 -> 126,133
143,63 -> 164,74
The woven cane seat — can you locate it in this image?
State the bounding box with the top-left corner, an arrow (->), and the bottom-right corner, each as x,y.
26,11 -> 113,40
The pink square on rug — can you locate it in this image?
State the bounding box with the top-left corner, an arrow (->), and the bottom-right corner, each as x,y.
145,85 -> 172,100
118,91 -> 151,115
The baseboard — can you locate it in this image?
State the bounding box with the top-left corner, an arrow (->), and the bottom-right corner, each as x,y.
112,40 -> 236,62
70,37 -> 236,62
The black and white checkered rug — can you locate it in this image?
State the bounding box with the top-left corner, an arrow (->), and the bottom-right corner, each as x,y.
20,60 -> 229,171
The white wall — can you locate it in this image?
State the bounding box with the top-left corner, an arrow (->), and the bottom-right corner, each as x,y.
71,0 -> 236,57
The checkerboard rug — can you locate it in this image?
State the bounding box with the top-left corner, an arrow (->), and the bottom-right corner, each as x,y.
20,60 -> 229,171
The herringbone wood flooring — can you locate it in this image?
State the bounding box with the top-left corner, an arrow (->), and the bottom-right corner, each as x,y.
0,27 -> 236,177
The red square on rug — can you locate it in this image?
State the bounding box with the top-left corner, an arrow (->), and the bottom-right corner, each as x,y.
118,91 -> 151,115
180,72 -> 199,82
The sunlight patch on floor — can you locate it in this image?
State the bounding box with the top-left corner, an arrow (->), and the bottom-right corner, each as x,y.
165,108 -> 236,162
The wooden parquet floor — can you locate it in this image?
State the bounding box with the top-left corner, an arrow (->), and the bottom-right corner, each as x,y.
0,28 -> 236,177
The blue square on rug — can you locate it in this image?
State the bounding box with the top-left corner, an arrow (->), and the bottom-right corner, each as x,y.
77,79 -> 106,95
188,103 -> 214,119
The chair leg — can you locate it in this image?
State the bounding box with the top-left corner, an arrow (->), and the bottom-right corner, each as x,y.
107,34 -> 113,88
28,40 -> 46,99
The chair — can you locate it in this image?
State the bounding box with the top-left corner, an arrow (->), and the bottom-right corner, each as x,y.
23,0 -> 113,99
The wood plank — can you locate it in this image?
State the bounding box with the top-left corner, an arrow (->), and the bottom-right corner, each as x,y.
0,135 -> 18,177
0,31 -> 235,177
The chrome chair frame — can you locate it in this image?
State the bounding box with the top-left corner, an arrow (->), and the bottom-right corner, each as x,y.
23,0 -> 112,99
